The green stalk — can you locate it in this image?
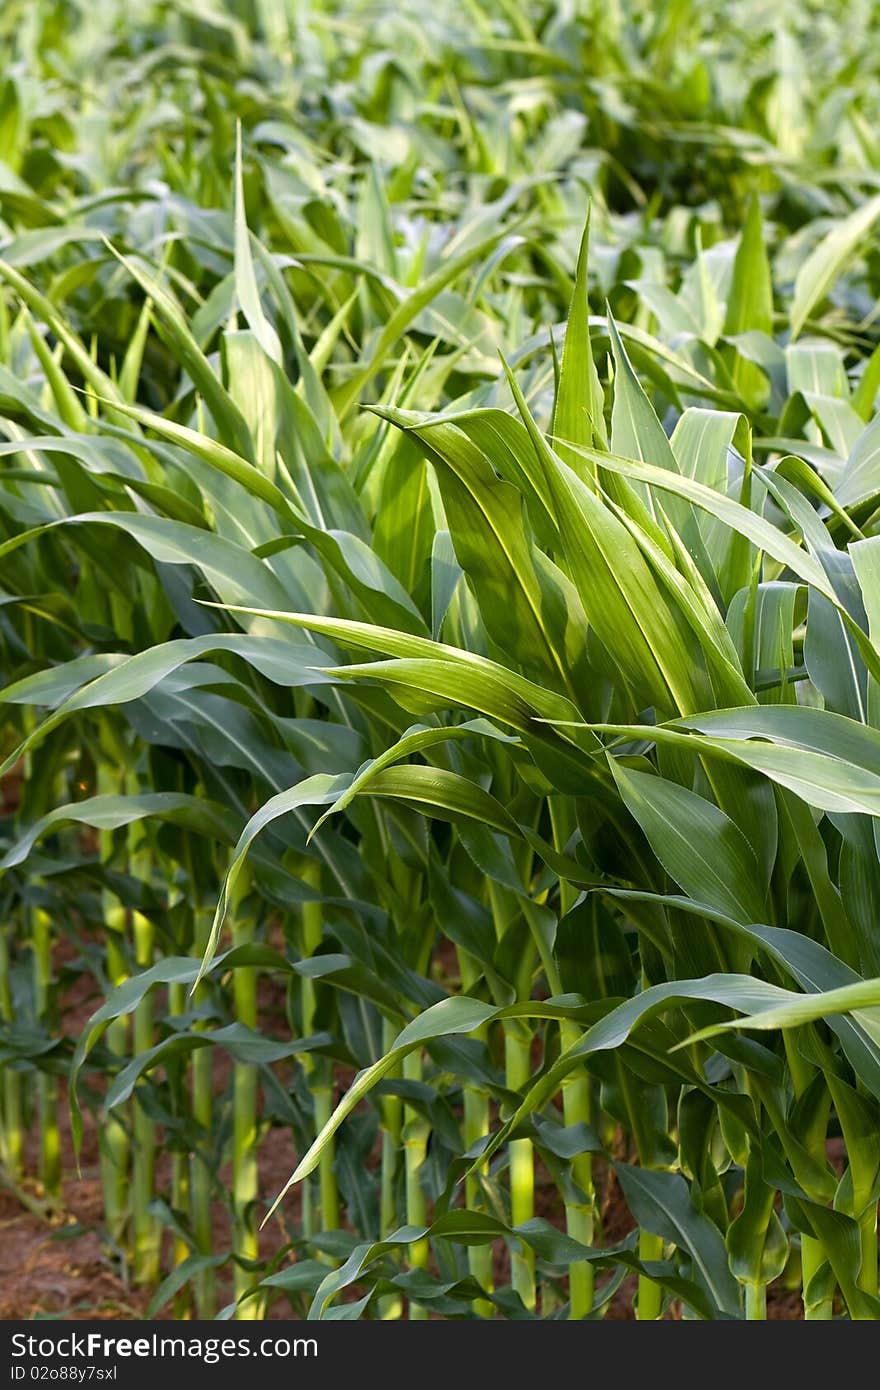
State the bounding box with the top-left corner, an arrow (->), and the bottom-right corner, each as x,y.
745,1282 -> 766,1320
299,861 -> 338,1238
548,805 -> 595,1319
378,1017 -> 404,1320
31,906 -> 61,1196
454,945 -> 492,1316
463,1081 -> 494,1316
636,1232 -> 665,1319
190,907 -> 215,1318
560,1039 -> 594,1318
314,1082 -> 338,1232
100,917 -> 130,1247
128,798 -> 160,1287
614,1055 -> 663,1319
859,1205 -> 878,1299
300,1167 -> 314,1238
462,993 -> 493,1317
488,882 -> 536,1312
389,857 -> 437,1321
0,928 -> 23,1177
505,1020 -> 536,1310
168,978 -> 191,1316
231,882 -> 260,1319
97,760 -> 129,1249
402,1047 -> 430,1318
379,1019 -> 403,1239
782,1035 -> 834,1320
21,643 -> 60,1199
131,899 -> 160,1284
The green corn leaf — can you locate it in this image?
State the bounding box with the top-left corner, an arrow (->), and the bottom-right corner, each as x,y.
615,1163 -> 740,1316
552,209 -> 607,459
685,976 -> 880,1049
726,1153 -> 789,1289
790,195 -> 880,341
0,793 -> 236,875
0,633 -> 332,774
723,194 -> 773,404
609,760 -> 767,924
233,123 -> 282,363
105,242 -> 256,460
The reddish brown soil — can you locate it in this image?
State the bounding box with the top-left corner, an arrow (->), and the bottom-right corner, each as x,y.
0,923 -> 304,1320
0,1139 -> 150,1320
0,1132 -> 806,1322
0,776 -> 817,1321
0,1104 -> 302,1319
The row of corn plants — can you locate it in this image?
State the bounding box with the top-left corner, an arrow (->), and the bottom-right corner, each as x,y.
3,0 -> 880,1321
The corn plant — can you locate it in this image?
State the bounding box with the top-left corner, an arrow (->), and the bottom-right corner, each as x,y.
4,0 -> 880,1325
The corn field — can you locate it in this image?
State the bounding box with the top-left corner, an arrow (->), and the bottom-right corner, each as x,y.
3,0 -> 880,1324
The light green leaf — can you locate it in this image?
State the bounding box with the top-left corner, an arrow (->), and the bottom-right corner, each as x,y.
790,195 -> 880,341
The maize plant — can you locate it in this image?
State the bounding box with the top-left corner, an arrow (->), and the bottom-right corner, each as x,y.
3,0 -> 880,1325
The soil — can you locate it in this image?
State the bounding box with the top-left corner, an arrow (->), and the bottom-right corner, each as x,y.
0,930 -> 303,1320
0,1116 -> 805,1320
0,1021 -> 807,1324
0,1107 -> 303,1320
0,781 -> 813,1321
